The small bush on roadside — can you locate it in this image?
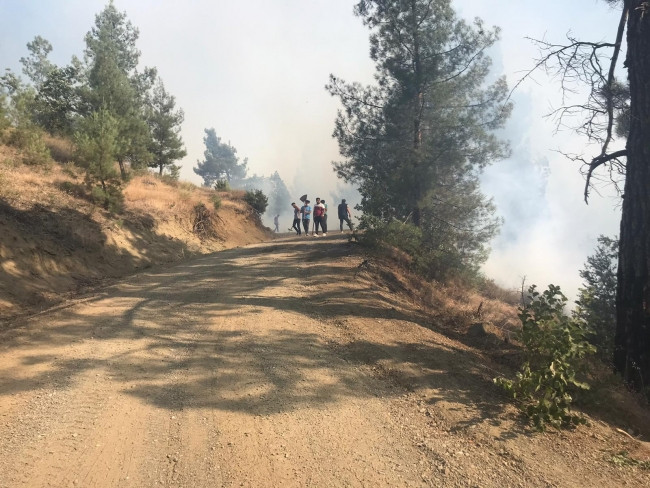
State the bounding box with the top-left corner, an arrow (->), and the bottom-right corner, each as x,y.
214,179 -> 230,191
574,235 -> 618,363
243,189 -> 268,215
192,203 -> 217,239
211,194 -> 222,211
494,284 -> 596,430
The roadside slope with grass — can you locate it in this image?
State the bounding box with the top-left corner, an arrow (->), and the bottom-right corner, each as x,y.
0,140 -> 269,320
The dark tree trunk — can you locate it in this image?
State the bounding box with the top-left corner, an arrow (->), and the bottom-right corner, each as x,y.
117,159 -> 127,180
614,1 -> 650,392
410,0 -> 423,228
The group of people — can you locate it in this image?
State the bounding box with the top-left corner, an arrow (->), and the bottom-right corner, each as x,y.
287,198 -> 353,236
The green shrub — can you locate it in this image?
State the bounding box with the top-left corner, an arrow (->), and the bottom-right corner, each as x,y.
494,284 -> 596,430
167,164 -> 181,180
91,185 -> 124,213
214,179 -> 230,191
7,127 -> 51,166
57,180 -> 88,199
574,235 -> 617,363
358,216 -> 469,281
0,96 -> 9,137
211,194 -> 222,211
243,189 -> 268,215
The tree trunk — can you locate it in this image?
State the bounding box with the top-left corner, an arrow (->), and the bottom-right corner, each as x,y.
410,0 -> 423,228
614,1 -> 650,393
117,159 -> 127,180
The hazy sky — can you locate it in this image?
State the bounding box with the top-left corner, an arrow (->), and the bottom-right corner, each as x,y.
0,0 -> 624,299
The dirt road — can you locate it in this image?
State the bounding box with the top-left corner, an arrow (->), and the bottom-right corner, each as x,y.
0,235 -> 648,487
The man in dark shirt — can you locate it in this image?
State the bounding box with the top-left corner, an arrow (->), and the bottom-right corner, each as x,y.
338,199 -> 353,232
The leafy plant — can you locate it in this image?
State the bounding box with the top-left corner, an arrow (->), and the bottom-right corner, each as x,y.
214,179 -> 230,191
358,215 -> 479,281
610,451 -> 650,470
495,284 -> 596,430
243,189 -> 268,215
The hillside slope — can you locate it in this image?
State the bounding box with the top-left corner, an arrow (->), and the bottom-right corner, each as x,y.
0,149 -> 269,320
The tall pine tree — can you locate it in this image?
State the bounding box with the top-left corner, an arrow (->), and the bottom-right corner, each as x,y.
146,78 -> 186,176
328,0 -> 511,275
83,1 -> 153,178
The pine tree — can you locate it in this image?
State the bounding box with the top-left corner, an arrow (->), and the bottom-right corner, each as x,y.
75,107 -> 122,211
83,1 -> 153,179
146,79 -> 186,176
19,36 -> 55,89
575,236 -> 618,362
328,0 -> 510,275
194,128 -> 247,186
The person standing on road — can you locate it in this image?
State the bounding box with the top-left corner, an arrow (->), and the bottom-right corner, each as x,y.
321,199 -> 328,235
301,200 -> 312,235
338,199 -> 353,232
290,202 -> 301,235
273,214 -> 279,233
312,197 -> 326,236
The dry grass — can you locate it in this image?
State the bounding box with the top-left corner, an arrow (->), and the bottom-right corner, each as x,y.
367,253 -> 521,347
43,134 -> 75,163
124,175 -> 219,222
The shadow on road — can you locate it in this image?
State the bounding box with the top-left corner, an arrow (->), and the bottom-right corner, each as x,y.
0,235 -> 519,434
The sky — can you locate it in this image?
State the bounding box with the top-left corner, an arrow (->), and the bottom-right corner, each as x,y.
0,0 -> 624,300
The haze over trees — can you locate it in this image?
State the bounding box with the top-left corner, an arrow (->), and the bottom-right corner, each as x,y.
194,128 -> 248,187
328,0 -> 511,278
193,130 -> 291,220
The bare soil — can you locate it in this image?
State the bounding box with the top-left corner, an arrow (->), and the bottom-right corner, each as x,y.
1,234 -> 648,487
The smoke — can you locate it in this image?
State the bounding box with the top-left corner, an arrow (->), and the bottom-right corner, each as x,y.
481,90 -> 621,301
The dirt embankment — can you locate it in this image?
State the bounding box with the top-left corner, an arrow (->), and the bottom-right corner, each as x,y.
0,156 -> 269,320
